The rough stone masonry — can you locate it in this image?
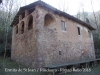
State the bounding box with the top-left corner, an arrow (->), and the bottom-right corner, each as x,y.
11,1 -> 96,68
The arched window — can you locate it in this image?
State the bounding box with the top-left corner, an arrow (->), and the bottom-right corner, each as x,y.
28,15 -> 33,30
21,21 -> 24,34
44,14 -> 54,27
16,25 -> 18,34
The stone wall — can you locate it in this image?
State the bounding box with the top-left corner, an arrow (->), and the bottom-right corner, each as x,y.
11,9 -> 38,68
36,6 -> 95,68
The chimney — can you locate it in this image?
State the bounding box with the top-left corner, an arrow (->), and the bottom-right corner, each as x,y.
86,18 -> 90,24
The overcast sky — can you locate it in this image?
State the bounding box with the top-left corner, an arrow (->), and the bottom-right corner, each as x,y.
21,0 -> 100,15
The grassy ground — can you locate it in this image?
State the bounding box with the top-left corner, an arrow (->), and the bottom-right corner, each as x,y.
0,56 -> 100,75
66,65 -> 100,75
0,57 -> 47,75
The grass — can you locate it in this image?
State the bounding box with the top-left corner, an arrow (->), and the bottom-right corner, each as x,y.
0,57 -> 47,75
56,64 -> 100,75
0,56 -> 100,75
66,65 -> 100,75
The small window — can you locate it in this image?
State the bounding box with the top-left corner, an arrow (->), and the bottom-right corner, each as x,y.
88,31 -> 91,38
59,51 -> 62,55
21,21 -> 24,34
77,27 -> 81,35
16,26 -> 18,34
61,21 -> 66,31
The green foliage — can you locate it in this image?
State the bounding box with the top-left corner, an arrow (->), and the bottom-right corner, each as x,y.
93,32 -> 100,50
0,26 -> 5,55
0,10 -> 12,57
0,0 -> 19,57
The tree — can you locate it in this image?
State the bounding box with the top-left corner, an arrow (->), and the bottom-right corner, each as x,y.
56,0 -> 69,12
0,0 -> 21,68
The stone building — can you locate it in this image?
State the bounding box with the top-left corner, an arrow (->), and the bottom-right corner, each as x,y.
11,1 -> 96,68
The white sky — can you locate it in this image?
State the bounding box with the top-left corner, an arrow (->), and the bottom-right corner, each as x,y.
21,0 -> 100,15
